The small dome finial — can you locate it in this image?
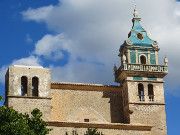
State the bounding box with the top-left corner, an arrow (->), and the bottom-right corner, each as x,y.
133,1 -> 139,18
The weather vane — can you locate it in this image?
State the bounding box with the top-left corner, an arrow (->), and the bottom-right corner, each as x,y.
133,0 -> 139,18
133,0 -> 137,9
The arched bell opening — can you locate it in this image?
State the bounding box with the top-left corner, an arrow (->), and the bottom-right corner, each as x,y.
21,76 -> 28,96
32,77 -> 39,97
138,83 -> 145,101
148,84 -> 154,101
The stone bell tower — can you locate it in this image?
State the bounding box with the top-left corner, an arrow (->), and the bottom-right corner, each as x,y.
114,8 -> 168,135
5,65 -> 52,121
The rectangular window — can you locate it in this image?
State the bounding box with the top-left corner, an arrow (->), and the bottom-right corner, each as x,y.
84,119 -> 89,122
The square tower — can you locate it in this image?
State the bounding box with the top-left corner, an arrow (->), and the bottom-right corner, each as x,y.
5,65 -> 52,121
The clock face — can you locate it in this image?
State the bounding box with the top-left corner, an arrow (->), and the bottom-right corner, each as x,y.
137,33 -> 143,40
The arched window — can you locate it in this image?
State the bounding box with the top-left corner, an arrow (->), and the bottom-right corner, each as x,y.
32,77 -> 39,97
148,84 -> 154,101
140,55 -> 146,64
21,76 -> 28,96
138,83 -> 145,101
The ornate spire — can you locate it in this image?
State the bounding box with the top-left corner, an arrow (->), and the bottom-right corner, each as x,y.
133,4 -> 138,18
125,4 -> 155,47
133,4 -> 141,19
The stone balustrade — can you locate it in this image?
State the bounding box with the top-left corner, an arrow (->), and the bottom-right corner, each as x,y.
120,63 -> 168,73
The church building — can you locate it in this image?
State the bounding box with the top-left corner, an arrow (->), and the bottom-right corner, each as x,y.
4,7 -> 168,135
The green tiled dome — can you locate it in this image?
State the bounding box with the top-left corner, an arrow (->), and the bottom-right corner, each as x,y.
127,9 -> 155,47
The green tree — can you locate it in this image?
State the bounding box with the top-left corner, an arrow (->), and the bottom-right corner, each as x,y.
65,130 -> 78,135
84,128 -> 104,135
0,106 -> 51,135
28,108 -> 51,135
0,96 -> 3,101
66,128 -> 104,135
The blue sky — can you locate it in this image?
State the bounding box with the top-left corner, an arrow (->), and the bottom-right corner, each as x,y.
0,0 -> 180,135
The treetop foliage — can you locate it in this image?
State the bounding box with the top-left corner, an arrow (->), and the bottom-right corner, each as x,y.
65,128 -> 104,135
0,106 -> 51,135
84,128 -> 104,135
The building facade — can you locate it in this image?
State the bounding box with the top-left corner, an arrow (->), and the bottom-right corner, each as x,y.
4,8 -> 168,135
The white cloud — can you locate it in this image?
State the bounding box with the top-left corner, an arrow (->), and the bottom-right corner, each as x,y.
50,60 -> 112,84
11,56 -> 41,66
22,5 -> 54,22
174,2 -> 180,17
0,66 -> 7,84
26,34 -> 33,44
34,34 -> 71,61
3,0 -> 179,94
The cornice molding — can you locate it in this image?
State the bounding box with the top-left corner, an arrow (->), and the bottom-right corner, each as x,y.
47,121 -> 152,131
51,83 -> 122,92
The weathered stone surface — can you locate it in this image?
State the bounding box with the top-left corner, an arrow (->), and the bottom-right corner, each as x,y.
50,88 -> 124,123
6,65 -> 51,97
7,96 -> 51,121
4,65 -> 167,135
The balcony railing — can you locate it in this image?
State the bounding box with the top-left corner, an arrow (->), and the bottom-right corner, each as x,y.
138,95 -> 154,101
138,94 -> 145,101
148,95 -> 154,101
120,63 -> 168,73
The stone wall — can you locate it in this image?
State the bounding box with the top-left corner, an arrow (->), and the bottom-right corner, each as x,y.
127,80 -> 165,104
50,83 -> 124,123
7,96 -> 51,121
125,80 -> 167,135
129,104 -> 166,135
